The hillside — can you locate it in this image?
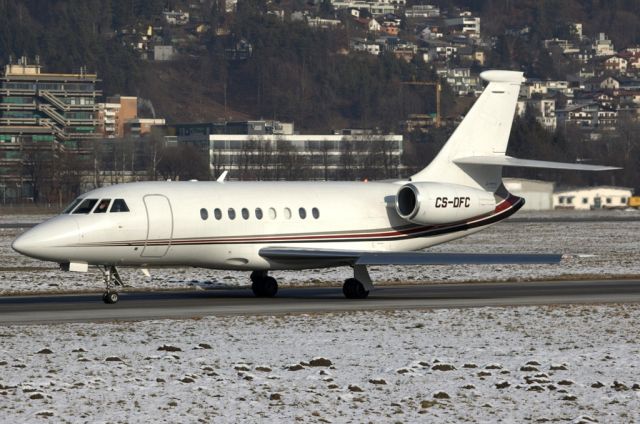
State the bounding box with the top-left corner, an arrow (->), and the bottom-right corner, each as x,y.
137,62 -> 250,122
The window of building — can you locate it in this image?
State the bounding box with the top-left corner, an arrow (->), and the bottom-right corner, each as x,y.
621,197 -> 627,204
284,208 -> 292,219
110,199 -> 130,213
228,208 -> 236,220
242,208 -> 249,220
299,207 -> 307,219
214,208 -> 222,220
94,199 -> 111,213
255,208 -> 263,220
559,197 -> 565,204
73,198 -> 98,214
606,197 -> 612,204
268,208 -> 277,219
200,208 -> 208,220
312,207 -> 320,219
582,198 -> 588,204
567,197 -> 574,204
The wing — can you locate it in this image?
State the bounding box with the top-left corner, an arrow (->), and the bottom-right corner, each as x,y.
259,247 -> 561,266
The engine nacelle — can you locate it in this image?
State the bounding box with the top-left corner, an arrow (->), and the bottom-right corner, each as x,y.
395,182 -> 496,225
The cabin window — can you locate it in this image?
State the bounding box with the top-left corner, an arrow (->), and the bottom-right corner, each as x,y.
228,208 -> 236,220
268,207 -> 277,219
73,198 -> 98,214
110,199 -> 130,213
582,198 -> 588,204
63,198 -> 83,214
621,197 -> 627,204
200,208 -> 208,220
255,208 -> 263,220
241,208 -> 249,220
606,197 -> 612,204
299,207 -> 307,219
214,208 -> 222,220
312,207 -> 320,219
94,199 -> 111,213
284,207 -> 292,219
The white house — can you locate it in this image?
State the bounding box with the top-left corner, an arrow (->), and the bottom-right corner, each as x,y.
604,56 -> 628,74
553,186 -> 633,210
368,18 -> 382,32
163,10 -> 189,25
593,32 -> 615,56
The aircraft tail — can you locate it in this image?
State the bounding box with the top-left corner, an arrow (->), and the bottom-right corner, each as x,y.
410,70 -> 619,193
411,70 -> 524,192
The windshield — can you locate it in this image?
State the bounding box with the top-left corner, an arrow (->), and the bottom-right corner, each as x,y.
94,199 -> 111,213
110,199 -> 130,213
73,198 -> 99,214
62,198 -> 83,214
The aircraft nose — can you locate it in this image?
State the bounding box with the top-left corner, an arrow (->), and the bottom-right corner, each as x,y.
12,217 -> 80,260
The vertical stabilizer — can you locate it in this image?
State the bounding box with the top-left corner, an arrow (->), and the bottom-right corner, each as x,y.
410,70 -> 525,192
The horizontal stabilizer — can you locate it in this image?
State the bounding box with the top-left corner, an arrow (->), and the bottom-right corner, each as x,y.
454,156 -> 620,171
259,247 -> 561,266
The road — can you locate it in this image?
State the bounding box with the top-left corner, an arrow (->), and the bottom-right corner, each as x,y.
0,279 -> 639,324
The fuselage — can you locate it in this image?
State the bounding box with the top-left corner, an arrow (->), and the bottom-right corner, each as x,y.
12,180 -> 522,271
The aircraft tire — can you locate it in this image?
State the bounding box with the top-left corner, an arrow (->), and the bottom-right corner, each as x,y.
103,291 -> 119,304
343,278 -> 369,299
252,277 -> 278,298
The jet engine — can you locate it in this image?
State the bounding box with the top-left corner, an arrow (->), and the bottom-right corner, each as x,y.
395,182 -> 496,225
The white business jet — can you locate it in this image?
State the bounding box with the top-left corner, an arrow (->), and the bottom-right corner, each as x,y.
12,70 -> 616,303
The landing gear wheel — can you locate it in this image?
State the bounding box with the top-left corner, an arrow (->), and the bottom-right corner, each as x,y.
102,291 -> 119,304
251,276 -> 278,298
343,278 -> 369,299
100,265 -> 125,304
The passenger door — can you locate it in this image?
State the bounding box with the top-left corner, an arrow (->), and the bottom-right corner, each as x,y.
141,194 -> 173,257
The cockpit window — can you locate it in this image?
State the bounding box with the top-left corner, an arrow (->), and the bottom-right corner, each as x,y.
62,198 -> 83,214
73,198 -> 99,214
110,199 -> 130,213
94,199 -> 111,214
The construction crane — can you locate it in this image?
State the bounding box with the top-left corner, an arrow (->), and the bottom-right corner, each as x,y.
401,80 -> 442,128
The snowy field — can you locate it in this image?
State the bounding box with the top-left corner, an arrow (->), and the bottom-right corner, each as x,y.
0,305 -> 639,422
1,212 -> 640,422
1,210 -> 640,294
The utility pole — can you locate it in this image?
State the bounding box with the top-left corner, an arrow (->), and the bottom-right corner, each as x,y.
401,80 -> 441,128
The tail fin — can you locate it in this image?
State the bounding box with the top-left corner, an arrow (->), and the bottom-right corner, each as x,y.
411,70 -> 524,191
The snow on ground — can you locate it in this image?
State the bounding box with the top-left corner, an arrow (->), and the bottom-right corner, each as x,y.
1,212 -> 639,422
0,305 -> 639,422
1,211 -> 640,294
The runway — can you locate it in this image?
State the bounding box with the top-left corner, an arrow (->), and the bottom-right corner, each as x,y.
0,279 -> 639,324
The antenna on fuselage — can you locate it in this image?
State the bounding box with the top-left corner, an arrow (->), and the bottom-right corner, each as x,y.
216,170 -> 228,182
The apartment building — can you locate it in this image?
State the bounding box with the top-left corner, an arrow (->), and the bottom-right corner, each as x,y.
0,57 -> 101,201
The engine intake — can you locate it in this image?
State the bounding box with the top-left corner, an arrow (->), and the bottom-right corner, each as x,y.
395,182 -> 496,225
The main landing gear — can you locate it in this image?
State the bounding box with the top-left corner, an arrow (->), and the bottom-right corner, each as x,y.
100,265 -> 124,304
250,271 -> 278,298
342,265 -> 374,299
249,265 -> 374,299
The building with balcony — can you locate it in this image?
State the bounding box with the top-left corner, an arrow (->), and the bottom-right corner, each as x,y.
1,58 -> 101,144
0,57 -> 101,201
97,96 -> 138,138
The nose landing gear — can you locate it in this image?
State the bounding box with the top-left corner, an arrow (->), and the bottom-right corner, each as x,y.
100,265 -> 124,304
